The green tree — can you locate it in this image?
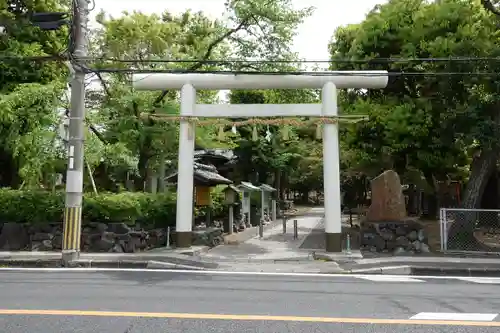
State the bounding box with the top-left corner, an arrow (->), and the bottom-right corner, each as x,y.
0,0 -> 69,188
87,0 -> 314,191
330,0 -> 499,204
228,86 -> 321,199
330,0 -> 500,246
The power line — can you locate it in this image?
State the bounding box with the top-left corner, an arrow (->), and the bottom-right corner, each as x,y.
93,68 -> 500,77
90,56 -> 500,64
3,55 -> 500,64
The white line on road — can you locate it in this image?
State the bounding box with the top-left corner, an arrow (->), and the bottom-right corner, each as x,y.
454,277 -> 500,284
410,312 -> 499,321
1,267 -> 500,283
358,275 -> 424,283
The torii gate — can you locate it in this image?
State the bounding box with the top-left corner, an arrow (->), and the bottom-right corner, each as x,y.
132,71 -> 388,252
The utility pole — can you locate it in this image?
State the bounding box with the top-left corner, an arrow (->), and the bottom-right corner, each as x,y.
62,0 -> 89,266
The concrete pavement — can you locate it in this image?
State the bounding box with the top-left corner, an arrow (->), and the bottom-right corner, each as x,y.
1,269 -> 500,332
202,214 -> 321,262
202,207 -> 360,264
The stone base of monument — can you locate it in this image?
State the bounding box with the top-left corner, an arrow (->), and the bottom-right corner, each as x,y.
360,219 -> 431,255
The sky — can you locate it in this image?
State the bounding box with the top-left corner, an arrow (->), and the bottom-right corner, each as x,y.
90,0 -> 386,61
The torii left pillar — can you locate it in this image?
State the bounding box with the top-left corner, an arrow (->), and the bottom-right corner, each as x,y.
175,84 -> 196,247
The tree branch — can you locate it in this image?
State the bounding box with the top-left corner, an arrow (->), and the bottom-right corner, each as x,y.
152,17 -> 252,106
94,71 -> 112,97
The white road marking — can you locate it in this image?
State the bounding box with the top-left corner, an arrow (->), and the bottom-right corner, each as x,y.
410,312 -> 499,321
0,267 -> 499,283
357,275 -> 424,283
454,277 -> 500,284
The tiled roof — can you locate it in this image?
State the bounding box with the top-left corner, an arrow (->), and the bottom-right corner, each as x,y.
238,181 -> 260,191
194,162 -> 232,185
165,162 -> 232,185
260,184 -> 276,192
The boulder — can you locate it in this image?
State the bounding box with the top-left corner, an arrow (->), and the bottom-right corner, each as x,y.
366,170 -> 407,222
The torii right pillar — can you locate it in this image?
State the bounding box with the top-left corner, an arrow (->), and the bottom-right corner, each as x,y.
322,82 -> 342,252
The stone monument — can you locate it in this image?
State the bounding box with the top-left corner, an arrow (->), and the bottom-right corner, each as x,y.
361,170 -> 431,254
366,170 -> 407,221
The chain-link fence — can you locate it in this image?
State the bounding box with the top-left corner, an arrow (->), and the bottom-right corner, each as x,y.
440,208 -> 500,253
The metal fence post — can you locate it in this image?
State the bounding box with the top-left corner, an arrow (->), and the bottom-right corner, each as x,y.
443,208 -> 448,252
439,208 -> 444,252
346,233 -> 351,253
293,219 -> 298,240
259,220 -> 264,238
166,226 -> 171,248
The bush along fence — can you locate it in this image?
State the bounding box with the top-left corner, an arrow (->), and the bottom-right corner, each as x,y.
0,189 -> 226,252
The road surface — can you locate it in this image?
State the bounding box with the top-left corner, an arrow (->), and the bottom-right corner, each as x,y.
0,268 -> 500,332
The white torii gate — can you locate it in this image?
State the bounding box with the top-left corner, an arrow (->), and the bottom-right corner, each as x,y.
132,72 -> 388,252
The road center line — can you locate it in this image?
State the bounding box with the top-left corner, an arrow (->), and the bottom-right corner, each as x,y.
1,309 -> 500,326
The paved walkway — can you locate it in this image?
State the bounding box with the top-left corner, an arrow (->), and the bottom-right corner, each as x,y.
202,207 -> 361,263
202,214 -> 323,262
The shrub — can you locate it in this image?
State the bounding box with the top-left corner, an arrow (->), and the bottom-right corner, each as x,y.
0,188 -> 225,228
0,189 -> 64,223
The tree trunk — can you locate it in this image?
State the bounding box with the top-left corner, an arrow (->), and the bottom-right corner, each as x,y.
134,149 -> 151,191
421,171 -> 438,220
157,157 -> 167,193
275,169 -> 281,201
145,168 -> 157,194
0,148 -> 21,188
447,149 -> 498,250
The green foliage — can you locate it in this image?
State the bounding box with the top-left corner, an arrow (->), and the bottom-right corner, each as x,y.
83,1 -> 315,191
0,82 -> 66,187
0,189 -> 225,227
0,188 -> 64,224
228,88 -> 321,189
329,0 -> 500,187
0,0 -> 69,91
0,1 -> 69,188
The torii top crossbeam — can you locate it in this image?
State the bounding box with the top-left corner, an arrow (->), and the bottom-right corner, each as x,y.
132,71 -> 389,90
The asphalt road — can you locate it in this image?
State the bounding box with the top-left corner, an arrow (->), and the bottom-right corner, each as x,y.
1,269 -> 500,333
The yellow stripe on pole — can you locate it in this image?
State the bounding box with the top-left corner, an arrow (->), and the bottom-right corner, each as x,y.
63,207 -> 81,251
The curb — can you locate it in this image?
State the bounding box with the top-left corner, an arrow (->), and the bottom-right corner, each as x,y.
0,259 -> 62,268
147,246 -> 211,257
0,257 -> 217,270
201,256 -> 315,264
146,260 -> 206,270
343,265 -> 500,277
313,251 -> 363,262
80,253 -> 220,269
71,259 -> 147,268
347,265 -> 412,275
409,266 -> 500,277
